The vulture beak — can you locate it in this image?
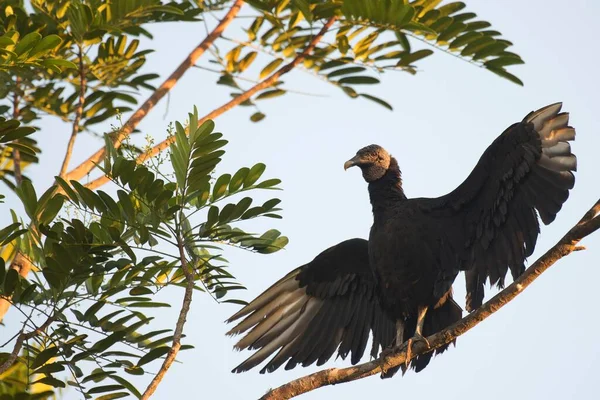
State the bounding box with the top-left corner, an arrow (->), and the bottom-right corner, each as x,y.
344,155 -> 361,170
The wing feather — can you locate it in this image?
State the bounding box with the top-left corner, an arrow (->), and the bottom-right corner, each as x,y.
227,238 -> 396,373
425,102 -> 576,312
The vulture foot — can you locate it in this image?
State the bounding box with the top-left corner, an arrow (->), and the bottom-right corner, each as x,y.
405,333 -> 430,368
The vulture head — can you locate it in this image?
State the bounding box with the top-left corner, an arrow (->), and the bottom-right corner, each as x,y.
344,144 -> 391,182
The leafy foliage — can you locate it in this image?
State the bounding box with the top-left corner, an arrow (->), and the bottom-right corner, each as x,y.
0,108 -> 287,399
0,116 -> 39,189
206,0 -> 524,121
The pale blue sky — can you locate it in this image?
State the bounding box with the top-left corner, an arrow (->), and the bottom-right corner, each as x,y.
2,1 -> 600,399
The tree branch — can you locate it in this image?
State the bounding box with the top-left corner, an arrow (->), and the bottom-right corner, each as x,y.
12,76 -> 22,185
0,312 -> 56,374
259,197 -> 600,400
84,16 -> 338,190
65,0 -> 245,182
140,235 -> 196,399
59,44 -> 86,178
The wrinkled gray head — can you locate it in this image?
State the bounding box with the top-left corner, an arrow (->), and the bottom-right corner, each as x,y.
344,144 -> 391,182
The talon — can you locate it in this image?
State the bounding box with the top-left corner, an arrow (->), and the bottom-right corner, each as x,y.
405,338 -> 413,369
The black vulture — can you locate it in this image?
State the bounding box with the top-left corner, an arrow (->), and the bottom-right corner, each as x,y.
226,103 -> 577,377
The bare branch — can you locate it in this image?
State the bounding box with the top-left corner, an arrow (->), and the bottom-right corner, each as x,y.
65,0 -> 245,182
85,16 -> 338,190
59,44 -> 87,178
259,197 -> 600,400
140,235 -> 196,399
0,312 -> 56,374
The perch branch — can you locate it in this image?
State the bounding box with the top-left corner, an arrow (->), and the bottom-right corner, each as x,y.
84,16 -> 338,190
259,197 -> 600,400
65,0 -> 244,182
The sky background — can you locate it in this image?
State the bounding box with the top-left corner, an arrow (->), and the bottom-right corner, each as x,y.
2,1 -> 600,399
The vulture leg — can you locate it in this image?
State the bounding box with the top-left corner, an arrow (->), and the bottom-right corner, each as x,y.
379,320 -> 405,376
395,320 -> 404,346
406,305 -> 431,367
415,305 -> 429,337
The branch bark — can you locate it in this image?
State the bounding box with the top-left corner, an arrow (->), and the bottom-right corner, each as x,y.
260,198 -> 600,400
84,16 -> 338,190
65,0 -> 244,183
59,44 -> 86,178
140,236 -> 195,399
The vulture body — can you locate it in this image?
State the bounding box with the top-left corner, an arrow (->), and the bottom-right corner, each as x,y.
227,103 -> 577,376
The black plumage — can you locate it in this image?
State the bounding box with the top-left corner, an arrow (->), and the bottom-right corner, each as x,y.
226,103 -> 576,376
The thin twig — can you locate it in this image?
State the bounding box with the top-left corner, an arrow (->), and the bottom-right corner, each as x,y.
259,197 -> 600,400
85,16 -> 338,190
59,44 -> 87,178
139,234 -> 196,399
65,0 -> 245,182
12,76 -> 22,185
0,313 -> 57,375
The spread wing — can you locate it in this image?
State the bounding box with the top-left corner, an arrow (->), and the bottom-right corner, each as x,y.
226,238 -> 395,373
424,102 -> 576,311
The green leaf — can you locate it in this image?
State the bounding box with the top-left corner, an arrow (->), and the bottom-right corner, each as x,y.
90,332 -> 126,353
95,392 -> 130,400
3,268 -> 19,295
136,346 -> 170,367
212,174 -> 231,201
229,168 -> 249,193
0,126 -> 36,142
337,76 -> 380,85
256,179 -> 281,189
1,229 -> 28,246
359,93 -> 393,110
108,374 -> 142,398
397,49 -> 434,67
0,223 -> 20,243
293,0 -> 313,22
88,385 -> 125,395
259,59 -> 283,79
327,66 -> 366,78
34,362 -> 66,374
14,32 -> 42,56
250,112 -> 266,123
42,58 -> 77,71
39,195 -> 65,225
28,35 -> 62,58
16,180 -> 38,218
130,286 -> 153,296
32,347 -> 59,369
33,376 -> 65,388
487,66 -> 524,86
244,163 -> 266,187
54,177 -> 80,205
256,89 -> 286,100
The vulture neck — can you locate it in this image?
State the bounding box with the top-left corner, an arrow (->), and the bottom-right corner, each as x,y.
368,157 -> 406,216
